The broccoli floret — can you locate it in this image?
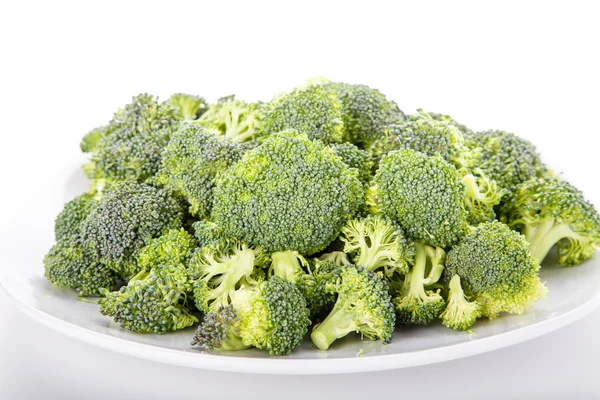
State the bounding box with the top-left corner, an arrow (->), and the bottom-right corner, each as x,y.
427,111 -> 473,136
44,236 -> 117,297
444,221 -> 547,318
466,130 -> 546,193
262,86 -> 344,143
80,181 -> 184,278
503,178 -> 600,266
192,220 -> 226,248
440,275 -> 482,331
317,251 -> 351,267
196,95 -> 264,142
156,123 -> 244,218
340,216 -> 413,277
81,126 -> 107,154
393,243 -> 446,325
212,131 -> 363,255
324,81 -> 404,148
192,276 -> 310,355
99,269 -> 198,334
329,142 -> 373,187
460,168 -> 506,225
87,94 -> 182,182
54,193 -> 97,241
375,149 -> 469,248
188,239 -> 267,313
310,265 -> 395,350
166,93 -> 209,120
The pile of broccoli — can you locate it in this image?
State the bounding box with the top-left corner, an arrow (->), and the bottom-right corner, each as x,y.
43,78 -> 600,356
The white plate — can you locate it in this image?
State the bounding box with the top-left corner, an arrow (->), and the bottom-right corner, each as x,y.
2,158 -> 600,375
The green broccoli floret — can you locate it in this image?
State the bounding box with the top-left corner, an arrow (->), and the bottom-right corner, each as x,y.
192,277 -> 311,355
393,242 -> 446,325
81,126 -> 107,154
427,111 -> 473,136
262,86 -> 344,143
99,269 -> 198,334
324,81 -> 404,148
212,130 -> 363,255
340,216 -> 413,277
503,178 -> 600,266
196,95 -> 264,142
375,149 -> 469,248
80,181 -> 184,278
188,239 -> 267,313
465,130 -> 547,193
44,236 -> 117,297
444,221 -> 547,319
166,93 -> 209,120
310,265 -> 395,350
192,220 -> 226,248
86,94 -> 182,182
54,193 -> 97,241
155,123 -> 244,218
440,275 -> 482,331
317,251 -> 351,267
329,142 -> 373,187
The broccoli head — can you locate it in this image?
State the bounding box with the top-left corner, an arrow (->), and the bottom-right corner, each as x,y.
80,181 -> 185,278
54,193 -> 97,241
444,221 -> 547,319
311,265 -> 395,350
440,274 -> 482,331
329,142 -> 373,187
192,220 -> 226,249
340,215 -> 414,277
155,123 -> 244,218
212,131 -> 363,255
166,93 -> 209,120
503,178 -> 600,266
196,95 -> 264,143
262,86 -> 344,143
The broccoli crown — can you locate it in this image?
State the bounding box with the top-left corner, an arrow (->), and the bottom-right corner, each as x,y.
191,305 -> 249,351
504,178 -> 600,266
197,95 -> 264,143
340,215 -> 414,277
81,181 -> 184,278
394,243 -> 447,325
54,193 -> 97,241
440,274 -> 482,331
324,82 -> 404,148
232,276 -> 311,356
466,130 -> 544,192
44,236 -> 117,297
444,221 -> 547,318
99,269 -> 198,334
156,123 -> 244,218
370,109 -> 473,170
375,148 -> 468,248
166,93 -> 209,120
192,220 -> 226,249
89,94 -> 182,182
329,142 -> 373,187
311,265 -> 395,350
212,131 -> 363,255
188,239 -> 267,313
262,86 -> 344,143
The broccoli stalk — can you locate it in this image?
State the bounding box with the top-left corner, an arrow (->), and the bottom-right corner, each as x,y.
318,251 -> 351,267
270,250 -> 308,282
440,275 -> 482,331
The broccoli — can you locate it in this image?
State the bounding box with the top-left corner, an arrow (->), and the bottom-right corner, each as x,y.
188,239 -> 268,313
440,275 -> 482,331
211,131 -> 363,255
324,81 -> 404,148
503,178 -> 600,266
310,265 -> 395,350
86,94 -> 182,182
44,236 -> 117,297
192,220 -> 226,248
428,111 -> 473,136
80,181 -> 184,278
329,142 -> 373,187
166,93 -> 209,120
393,242 -> 446,325
340,216 -> 413,277
192,276 -> 311,355
54,193 -> 97,241
317,251 -> 351,267
99,269 -> 198,334
81,126 -> 107,154
196,95 -> 264,142
444,221 -> 547,319
262,86 -> 344,143
155,123 -> 244,218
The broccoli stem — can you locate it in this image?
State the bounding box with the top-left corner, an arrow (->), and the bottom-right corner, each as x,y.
406,243 -> 428,299
441,274 -> 481,331
526,218 -> 578,263
311,302 -> 356,350
354,228 -> 395,271
271,250 -> 307,283
422,245 -> 445,286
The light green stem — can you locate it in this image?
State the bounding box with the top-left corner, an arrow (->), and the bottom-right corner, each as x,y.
311,303 -> 356,350
529,222 -> 577,263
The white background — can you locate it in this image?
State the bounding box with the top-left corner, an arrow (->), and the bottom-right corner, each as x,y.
1,1 -> 599,399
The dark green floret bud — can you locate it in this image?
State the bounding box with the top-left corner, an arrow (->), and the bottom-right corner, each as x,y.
54,193 -> 97,241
